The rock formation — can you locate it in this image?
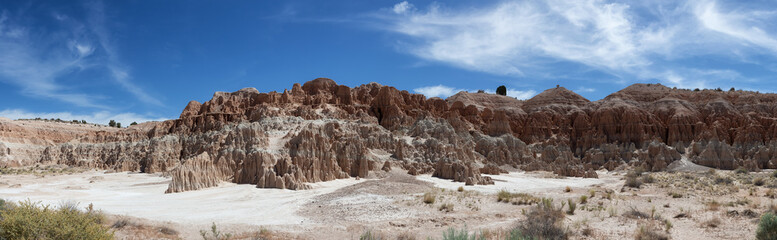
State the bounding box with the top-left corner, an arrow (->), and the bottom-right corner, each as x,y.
2,80 -> 777,193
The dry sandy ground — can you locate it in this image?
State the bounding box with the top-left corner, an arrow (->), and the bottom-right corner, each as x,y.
0,168 -> 770,239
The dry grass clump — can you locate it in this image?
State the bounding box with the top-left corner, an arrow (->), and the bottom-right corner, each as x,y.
634,225 -> 669,240
734,167 -> 749,175
668,192 -> 683,198
396,231 -> 417,240
579,195 -> 588,204
423,193 -> 436,204
457,186 -> 464,192
623,207 -> 661,220
754,177 -> 766,186
439,203 -> 455,212
564,186 -> 572,192
702,217 -> 721,228
715,176 -> 733,185
497,190 -> 539,205
359,229 -> 386,240
0,199 -> 112,240
706,200 -> 721,211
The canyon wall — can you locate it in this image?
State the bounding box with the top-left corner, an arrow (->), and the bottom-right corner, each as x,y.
2,79 -> 777,192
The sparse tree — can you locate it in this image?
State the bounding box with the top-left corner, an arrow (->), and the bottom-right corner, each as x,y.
81,120 -> 87,124
130,122 -> 138,126
116,122 -> 121,128
108,120 -> 116,127
496,85 -> 507,96
730,87 -> 736,92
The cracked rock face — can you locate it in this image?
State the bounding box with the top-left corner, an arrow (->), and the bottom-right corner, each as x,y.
3,80 -> 777,192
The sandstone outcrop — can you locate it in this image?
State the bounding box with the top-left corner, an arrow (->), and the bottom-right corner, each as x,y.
3,81 -> 777,193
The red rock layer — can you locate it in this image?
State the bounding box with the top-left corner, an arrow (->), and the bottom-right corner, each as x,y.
2,80 -> 777,192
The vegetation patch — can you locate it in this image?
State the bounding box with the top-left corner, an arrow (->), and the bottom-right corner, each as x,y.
0,199 -> 112,240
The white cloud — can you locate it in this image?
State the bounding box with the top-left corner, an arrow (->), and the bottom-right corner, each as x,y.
0,109 -> 168,126
575,87 -> 596,93
413,85 -> 463,98
377,0 -> 776,88
413,84 -> 537,100
693,0 -> 777,52
393,1 -> 414,14
501,89 -> 537,100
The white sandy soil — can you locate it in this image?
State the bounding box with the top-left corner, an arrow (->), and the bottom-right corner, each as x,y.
0,170 -> 362,227
416,171 -> 609,194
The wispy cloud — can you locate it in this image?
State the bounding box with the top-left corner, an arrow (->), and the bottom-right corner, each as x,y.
414,84 -> 537,100
413,85 -> 463,98
87,1 -> 162,106
0,2 -> 161,109
377,0 -> 777,89
0,11 -> 106,108
0,108 -> 168,126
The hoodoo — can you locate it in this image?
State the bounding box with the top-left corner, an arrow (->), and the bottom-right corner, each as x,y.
2,80 -> 777,193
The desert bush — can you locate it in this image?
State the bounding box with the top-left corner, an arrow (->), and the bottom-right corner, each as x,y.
668,192 -> 683,198
757,212 -> 777,240
0,199 -> 112,240
423,193 -> 436,204
589,189 -> 596,198
735,167 -> 749,174
359,230 -> 385,240
714,176 -> 733,185
625,174 -> 642,188
623,207 -> 654,220
396,231 -> 417,240
439,203 -> 455,212
458,186 -> 464,192
755,177 -> 766,186
112,217 -> 133,229
564,186 -> 572,193
641,174 -> 655,184
510,200 -> 567,240
505,229 -> 535,240
200,222 -> 232,240
579,195 -> 588,204
634,225 -> 668,240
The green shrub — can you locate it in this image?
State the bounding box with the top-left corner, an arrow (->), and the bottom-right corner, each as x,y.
566,199 -> 576,215
579,195 -> 588,204
735,167 -> 749,174
757,212 -> 777,240
441,227 -> 486,240
200,222 -> 232,240
498,190 -> 513,202
0,200 -> 113,240
360,229 -> 385,240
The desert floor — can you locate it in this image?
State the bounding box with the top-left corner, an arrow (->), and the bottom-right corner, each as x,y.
0,166 -> 771,239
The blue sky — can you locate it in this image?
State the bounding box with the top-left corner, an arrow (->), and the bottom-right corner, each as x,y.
1,0 -> 777,125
